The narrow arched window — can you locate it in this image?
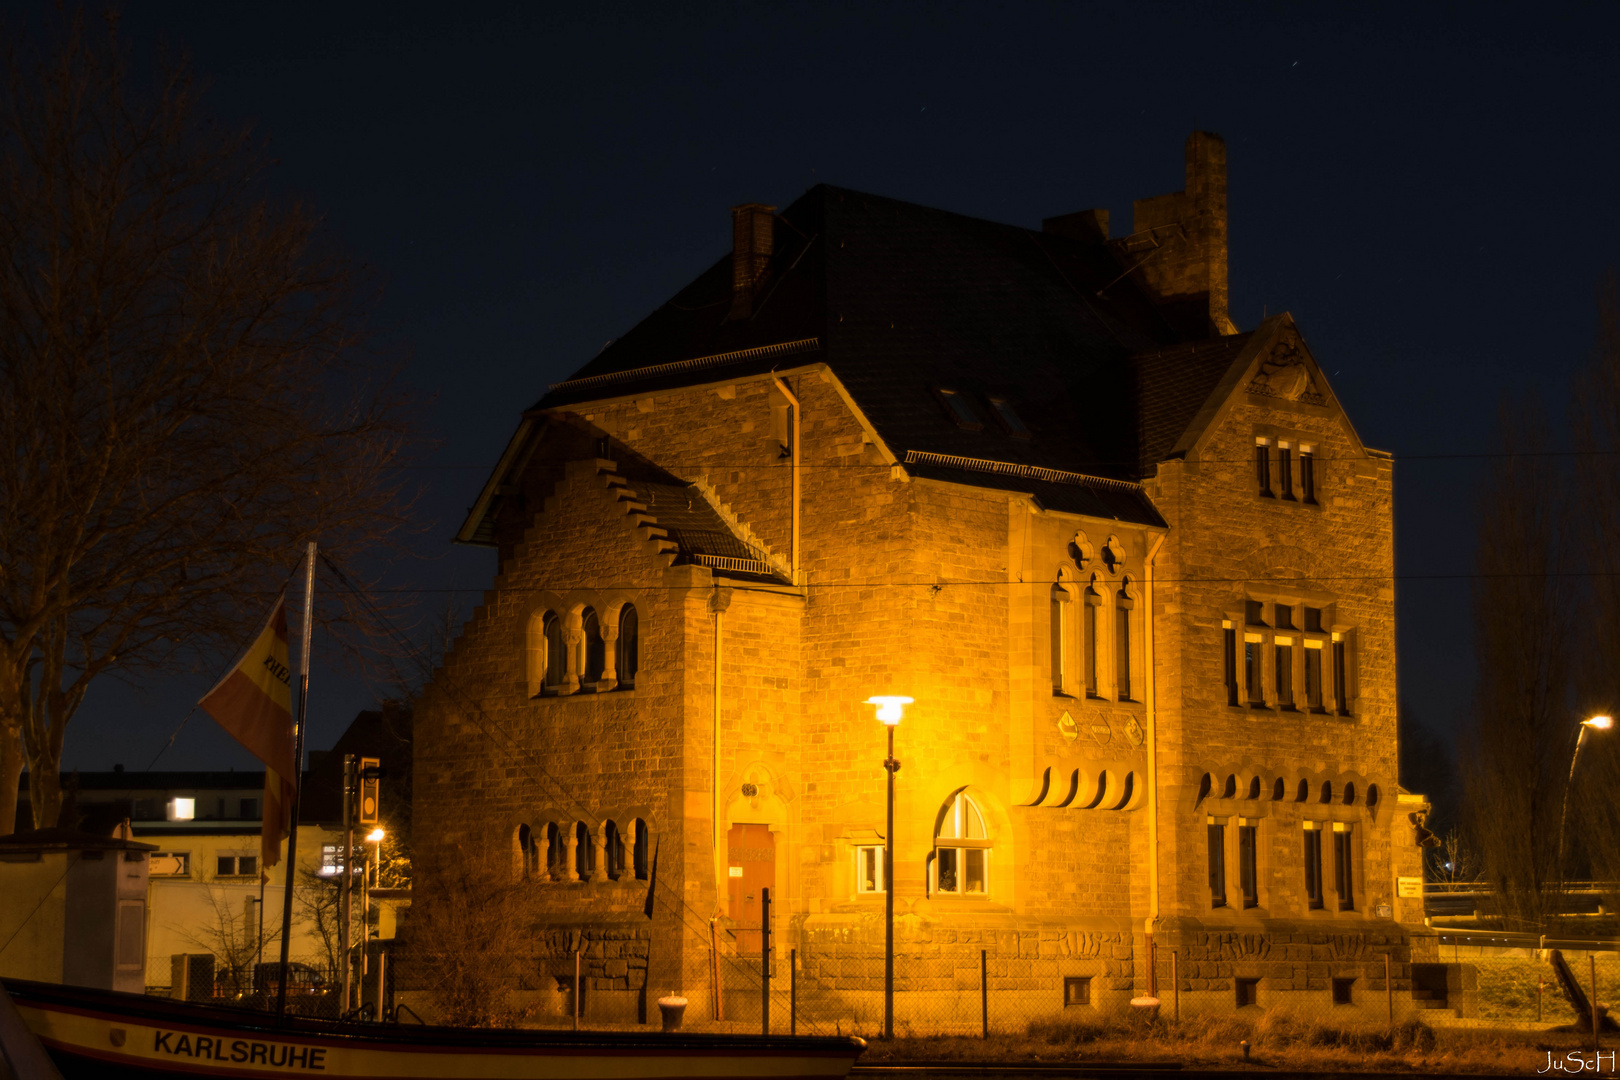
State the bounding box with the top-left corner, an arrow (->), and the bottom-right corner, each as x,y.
517,824 -> 538,880
575,821 -> 596,880
933,790 -> 990,896
581,608 -> 605,685
545,822 -> 566,880
617,604 -> 639,688
543,612 -> 566,689
604,821 -> 625,880
633,818 -> 650,880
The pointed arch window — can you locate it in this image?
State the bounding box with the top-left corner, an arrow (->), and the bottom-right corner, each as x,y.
617,604 -> 639,689
933,790 -> 990,896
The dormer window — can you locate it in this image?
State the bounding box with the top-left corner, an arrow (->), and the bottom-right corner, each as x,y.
934,388 -> 983,431
988,397 -> 1031,439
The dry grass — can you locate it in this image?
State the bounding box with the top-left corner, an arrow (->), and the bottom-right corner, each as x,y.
857,1009 -> 1605,1072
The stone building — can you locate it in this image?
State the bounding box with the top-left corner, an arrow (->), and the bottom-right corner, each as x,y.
412,132 -> 1438,1027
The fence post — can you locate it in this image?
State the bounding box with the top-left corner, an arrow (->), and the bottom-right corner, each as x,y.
1172,951 -> 1179,1022
790,947 -> 797,1036
980,948 -> 988,1039
762,887 -> 771,1037
1385,953 -> 1393,1024
573,951 -> 581,1031
1539,976 -> 1544,1023
1592,954 -> 1600,1053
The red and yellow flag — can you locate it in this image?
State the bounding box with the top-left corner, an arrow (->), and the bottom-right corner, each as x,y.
199,595 -> 296,870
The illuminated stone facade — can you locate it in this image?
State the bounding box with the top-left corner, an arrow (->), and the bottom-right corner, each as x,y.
411,133 -> 1435,1027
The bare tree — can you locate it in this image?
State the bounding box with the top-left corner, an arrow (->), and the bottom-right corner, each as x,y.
1424,828 -> 1482,885
0,13 -> 415,830
1463,399 -> 1576,932
179,885 -> 283,999
396,846 -> 539,1028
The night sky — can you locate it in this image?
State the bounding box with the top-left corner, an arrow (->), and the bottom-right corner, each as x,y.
15,2 -> 1619,809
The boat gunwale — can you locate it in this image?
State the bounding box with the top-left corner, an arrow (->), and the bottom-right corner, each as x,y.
4,979 -> 866,1057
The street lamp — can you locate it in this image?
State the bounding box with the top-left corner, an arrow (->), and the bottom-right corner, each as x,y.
866,695 -> 912,1041
1557,715 -> 1613,888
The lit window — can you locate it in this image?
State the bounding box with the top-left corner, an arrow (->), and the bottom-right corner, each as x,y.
319,844 -> 342,878
935,388 -> 984,431
988,397 -> 1031,438
168,797 -> 195,822
150,852 -> 190,877
934,791 -> 989,896
856,845 -> 885,893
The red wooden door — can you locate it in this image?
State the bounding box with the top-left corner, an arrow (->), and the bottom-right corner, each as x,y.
726,823 -> 775,953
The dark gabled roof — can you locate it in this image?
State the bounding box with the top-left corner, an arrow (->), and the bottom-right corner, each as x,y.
0,828 -> 155,852
1132,334 -> 1255,473
518,185 -> 1253,532
30,770 -> 269,793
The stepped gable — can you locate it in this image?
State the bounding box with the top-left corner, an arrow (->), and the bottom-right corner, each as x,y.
538,185 -> 1222,490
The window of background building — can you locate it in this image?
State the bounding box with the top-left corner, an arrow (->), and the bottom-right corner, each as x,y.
217,854 -> 259,877
1208,818 -> 1227,908
1255,437 -> 1273,496
240,798 -> 259,819
856,845 -> 885,894
934,791 -> 990,896
1239,819 -> 1259,908
1278,441 -> 1295,499
1303,822 -> 1324,910
617,604 -> 639,688
1334,823 -> 1355,911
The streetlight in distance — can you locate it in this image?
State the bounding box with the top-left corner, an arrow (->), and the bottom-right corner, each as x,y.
1557,715 -> 1613,887
866,695 -> 912,1041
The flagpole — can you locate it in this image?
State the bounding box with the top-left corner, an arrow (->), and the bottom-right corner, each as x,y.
276,541 -> 317,1020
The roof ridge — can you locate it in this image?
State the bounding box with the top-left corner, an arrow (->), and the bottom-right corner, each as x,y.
903,450 -> 1143,491
549,337 -> 821,395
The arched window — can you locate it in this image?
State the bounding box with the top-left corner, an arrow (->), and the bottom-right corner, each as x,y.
633,818 -> 650,880
1116,580 -> 1135,701
517,824 -> 538,880
543,612 -> 566,689
545,823 -> 566,880
933,790 -> 990,896
604,821 -> 625,880
581,608 -> 605,685
575,821 -> 596,880
1050,581 -> 1070,696
617,605 -> 639,689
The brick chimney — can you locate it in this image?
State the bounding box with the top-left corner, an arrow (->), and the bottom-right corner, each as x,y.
729,203 -> 777,320
1128,131 -> 1235,337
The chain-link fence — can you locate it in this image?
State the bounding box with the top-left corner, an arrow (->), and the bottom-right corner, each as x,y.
147,947 -> 397,1022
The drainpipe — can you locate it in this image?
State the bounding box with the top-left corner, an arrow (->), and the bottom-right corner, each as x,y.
771,377 -> 800,582
1143,531 -> 1167,998
711,587 -> 729,910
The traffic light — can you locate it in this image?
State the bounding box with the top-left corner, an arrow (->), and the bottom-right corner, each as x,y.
357,757 -> 384,825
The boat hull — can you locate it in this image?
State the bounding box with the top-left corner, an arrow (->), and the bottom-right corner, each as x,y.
4,979 -> 865,1080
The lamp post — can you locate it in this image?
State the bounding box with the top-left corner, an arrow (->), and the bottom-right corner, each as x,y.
363,828 -> 384,997
1557,715 -> 1613,889
866,695 -> 912,1042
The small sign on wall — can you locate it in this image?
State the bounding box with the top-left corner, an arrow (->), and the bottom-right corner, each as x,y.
1396,876 -> 1423,898
1375,903 -> 1394,919
729,866 -> 744,878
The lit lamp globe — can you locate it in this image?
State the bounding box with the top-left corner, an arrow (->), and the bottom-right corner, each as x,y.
1586,715 -> 1614,730
366,828 -> 386,843
866,696 -> 914,725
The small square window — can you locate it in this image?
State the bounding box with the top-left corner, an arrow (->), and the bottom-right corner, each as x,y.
217,855 -> 236,876
238,855 -> 258,877
1332,977 -> 1355,1005
1064,976 -> 1092,1006
1236,977 -> 1260,1007
240,798 -> 259,819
